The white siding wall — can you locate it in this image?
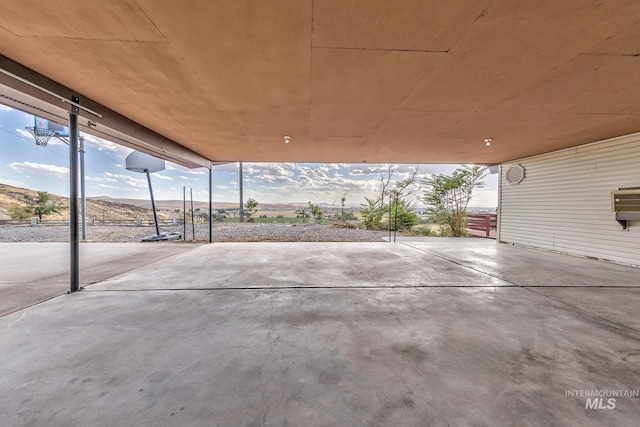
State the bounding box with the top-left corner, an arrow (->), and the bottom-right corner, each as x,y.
499,132 -> 640,266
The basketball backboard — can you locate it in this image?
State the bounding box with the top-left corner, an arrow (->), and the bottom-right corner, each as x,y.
35,116 -> 69,137
125,151 -> 166,173
26,116 -> 70,146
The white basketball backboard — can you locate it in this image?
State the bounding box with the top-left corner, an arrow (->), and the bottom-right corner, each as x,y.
125,151 -> 165,173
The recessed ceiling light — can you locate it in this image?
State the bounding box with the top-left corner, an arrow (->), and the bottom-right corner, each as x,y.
284,135 -> 291,144
484,138 -> 493,146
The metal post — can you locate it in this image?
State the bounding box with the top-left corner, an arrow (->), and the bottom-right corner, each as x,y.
393,193 -> 398,242
69,97 -> 80,293
388,196 -> 392,242
183,186 -> 186,241
190,187 -> 195,241
239,162 -> 244,222
146,171 -> 160,235
209,167 -> 212,244
80,136 -> 86,241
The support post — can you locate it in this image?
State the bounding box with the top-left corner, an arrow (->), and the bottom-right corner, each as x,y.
190,187 -> 195,241
239,162 -> 244,222
146,171 -> 160,235
80,136 -> 86,241
209,167 -> 213,244
388,196 -> 392,242
183,186 -> 186,241
393,193 -> 398,242
69,97 -> 80,293
485,215 -> 490,237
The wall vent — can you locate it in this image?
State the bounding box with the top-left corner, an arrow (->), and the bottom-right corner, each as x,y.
506,164 -> 526,185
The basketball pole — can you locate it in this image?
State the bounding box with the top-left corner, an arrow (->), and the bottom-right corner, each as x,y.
69,97 -> 80,293
146,170 -> 160,236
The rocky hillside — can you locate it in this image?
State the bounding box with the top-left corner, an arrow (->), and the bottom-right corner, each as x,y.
0,183 -> 353,222
0,184 -> 168,222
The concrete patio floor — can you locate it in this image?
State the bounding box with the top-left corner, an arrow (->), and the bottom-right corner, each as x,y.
0,242 -> 201,317
0,240 -> 639,426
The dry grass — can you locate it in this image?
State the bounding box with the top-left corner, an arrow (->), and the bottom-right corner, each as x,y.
329,221 -> 359,229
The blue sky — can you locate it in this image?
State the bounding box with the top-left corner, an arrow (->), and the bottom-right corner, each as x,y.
0,106 -> 497,207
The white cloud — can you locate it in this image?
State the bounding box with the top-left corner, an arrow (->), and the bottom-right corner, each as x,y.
9,161 -> 68,178
213,163 -> 240,173
98,184 -> 119,189
155,174 -> 173,181
348,165 -> 390,176
469,188 -> 498,208
86,175 -> 117,183
246,163 -> 296,183
245,163 -> 440,205
81,134 -> 133,159
100,172 -> 147,189
0,105 -> 13,111
15,128 -> 33,140
266,166 -> 380,204
185,169 -> 206,175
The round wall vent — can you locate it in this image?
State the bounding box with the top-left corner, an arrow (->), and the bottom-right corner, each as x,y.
506,164 -> 526,185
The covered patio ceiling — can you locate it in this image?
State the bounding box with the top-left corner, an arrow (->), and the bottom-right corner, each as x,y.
0,0 -> 639,166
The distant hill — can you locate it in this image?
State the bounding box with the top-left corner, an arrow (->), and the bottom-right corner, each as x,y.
0,184 -> 346,221
0,184 -> 166,222
86,196 -> 346,217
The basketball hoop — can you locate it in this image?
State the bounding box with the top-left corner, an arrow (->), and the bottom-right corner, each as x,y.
26,126 -> 56,146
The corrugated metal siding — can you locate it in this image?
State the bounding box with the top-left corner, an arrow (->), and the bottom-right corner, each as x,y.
499,132 -> 640,266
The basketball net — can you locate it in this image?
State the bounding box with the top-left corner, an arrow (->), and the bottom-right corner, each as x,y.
26,126 -> 56,146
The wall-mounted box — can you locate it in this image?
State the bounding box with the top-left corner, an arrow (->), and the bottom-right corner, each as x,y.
611,189 -> 640,229
611,189 -> 640,212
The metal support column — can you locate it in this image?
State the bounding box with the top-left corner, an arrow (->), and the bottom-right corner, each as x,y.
80,136 -> 86,241
239,162 -> 244,222
209,167 -> 213,244
69,97 -> 80,293
393,193 -> 398,242
388,197 -> 392,242
190,188 -> 195,241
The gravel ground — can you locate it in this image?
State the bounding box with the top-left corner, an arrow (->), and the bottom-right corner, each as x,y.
0,222 -> 388,243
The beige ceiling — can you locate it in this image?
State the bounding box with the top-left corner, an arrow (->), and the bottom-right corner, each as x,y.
1,0 -> 639,165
